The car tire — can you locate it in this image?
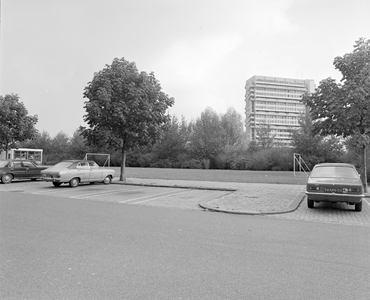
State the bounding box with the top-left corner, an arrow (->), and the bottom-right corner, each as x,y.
355,201 -> 362,212
69,178 -> 79,188
53,182 -> 62,187
1,174 -> 13,184
103,176 -> 112,185
307,198 -> 314,208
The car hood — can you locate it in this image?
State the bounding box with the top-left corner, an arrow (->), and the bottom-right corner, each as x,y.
308,177 -> 362,185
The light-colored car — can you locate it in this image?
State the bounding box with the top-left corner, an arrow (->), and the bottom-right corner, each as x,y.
305,163 -> 364,211
41,160 -> 115,187
0,159 -> 47,184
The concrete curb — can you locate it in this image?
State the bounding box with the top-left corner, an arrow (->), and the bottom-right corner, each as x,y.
113,180 -> 236,192
198,192 -> 306,215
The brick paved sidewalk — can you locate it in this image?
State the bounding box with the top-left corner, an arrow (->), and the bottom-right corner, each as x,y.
199,183 -> 306,214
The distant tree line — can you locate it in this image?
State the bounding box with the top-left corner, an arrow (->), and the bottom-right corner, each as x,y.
13,106 -> 369,179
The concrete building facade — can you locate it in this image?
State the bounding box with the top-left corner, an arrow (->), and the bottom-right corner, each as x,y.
245,75 -> 315,147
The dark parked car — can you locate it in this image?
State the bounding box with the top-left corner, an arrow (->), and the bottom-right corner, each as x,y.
306,163 -> 364,211
41,160 -> 116,187
0,159 -> 48,184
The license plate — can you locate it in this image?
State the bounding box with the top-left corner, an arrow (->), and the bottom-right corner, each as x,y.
324,187 -> 342,193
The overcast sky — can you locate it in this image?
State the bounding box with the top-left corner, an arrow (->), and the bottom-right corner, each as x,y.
1,0 -> 369,137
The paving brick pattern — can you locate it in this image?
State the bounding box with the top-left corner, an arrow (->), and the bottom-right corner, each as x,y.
203,184 -> 305,213
270,198 -> 370,227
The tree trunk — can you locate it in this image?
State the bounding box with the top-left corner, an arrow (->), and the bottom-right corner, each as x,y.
360,144 -> 368,193
120,147 -> 126,182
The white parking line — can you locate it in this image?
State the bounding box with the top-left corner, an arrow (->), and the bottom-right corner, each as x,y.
364,198 -> 370,207
31,189 -> 75,195
134,189 -> 194,204
71,187 -> 144,199
119,189 -> 188,203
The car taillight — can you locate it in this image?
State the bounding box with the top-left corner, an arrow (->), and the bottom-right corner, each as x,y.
347,187 -> 361,193
308,185 -> 320,191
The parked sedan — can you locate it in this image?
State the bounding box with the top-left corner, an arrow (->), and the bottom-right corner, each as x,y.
0,159 -> 47,184
41,160 -> 116,187
306,163 -> 364,211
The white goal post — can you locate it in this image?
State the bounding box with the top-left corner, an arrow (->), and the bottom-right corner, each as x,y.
84,153 -> 111,167
293,153 -> 310,176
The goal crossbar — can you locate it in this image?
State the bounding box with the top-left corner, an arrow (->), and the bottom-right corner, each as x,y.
84,153 -> 111,167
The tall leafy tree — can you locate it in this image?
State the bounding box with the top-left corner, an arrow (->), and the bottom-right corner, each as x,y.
189,107 -> 223,167
302,38 -> 370,190
0,94 -> 38,157
152,116 -> 190,163
220,107 -> 245,146
69,130 -> 89,160
81,58 -> 174,181
255,121 -> 275,149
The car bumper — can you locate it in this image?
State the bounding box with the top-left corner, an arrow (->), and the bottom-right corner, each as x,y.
42,177 -> 63,183
305,191 -> 364,203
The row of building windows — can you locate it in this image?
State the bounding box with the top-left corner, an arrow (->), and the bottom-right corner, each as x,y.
254,116 -> 299,125
255,87 -> 304,94
255,103 -> 305,112
254,91 -> 303,99
255,79 -> 306,87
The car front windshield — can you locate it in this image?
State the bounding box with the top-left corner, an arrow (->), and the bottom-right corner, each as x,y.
311,166 -> 358,178
0,161 -> 9,167
53,161 -> 75,168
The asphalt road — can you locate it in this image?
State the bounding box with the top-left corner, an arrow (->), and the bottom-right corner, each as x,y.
1,191 -> 369,300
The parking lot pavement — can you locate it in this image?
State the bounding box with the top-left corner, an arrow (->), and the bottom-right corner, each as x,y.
0,180 -> 229,211
1,178 -> 369,227
117,178 -> 370,227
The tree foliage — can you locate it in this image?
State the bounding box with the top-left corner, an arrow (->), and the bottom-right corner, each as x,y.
0,94 -> 38,156
80,57 -> 174,180
220,107 -> 245,146
189,107 -> 224,167
255,121 -> 275,149
301,38 -> 370,189
291,113 -> 345,168
151,116 -> 190,166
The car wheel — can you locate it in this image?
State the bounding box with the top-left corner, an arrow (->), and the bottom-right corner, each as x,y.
69,178 -> 79,187
307,198 -> 314,208
53,182 -> 62,187
103,176 -> 112,185
1,174 -> 13,184
355,201 -> 362,212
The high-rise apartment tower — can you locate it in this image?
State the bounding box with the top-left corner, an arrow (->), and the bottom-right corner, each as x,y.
245,75 -> 315,147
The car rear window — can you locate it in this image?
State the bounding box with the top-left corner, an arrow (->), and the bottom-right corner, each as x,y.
311,166 -> 358,178
0,161 -> 9,167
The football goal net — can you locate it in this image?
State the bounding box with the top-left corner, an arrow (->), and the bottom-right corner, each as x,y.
84,153 -> 111,167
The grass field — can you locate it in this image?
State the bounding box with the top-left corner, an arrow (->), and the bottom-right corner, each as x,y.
114,167 -> 309,185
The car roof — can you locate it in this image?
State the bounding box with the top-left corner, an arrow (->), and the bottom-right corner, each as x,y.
61,160 -> 96,163
314,163 -> 355,167
313,163 -> 356,168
